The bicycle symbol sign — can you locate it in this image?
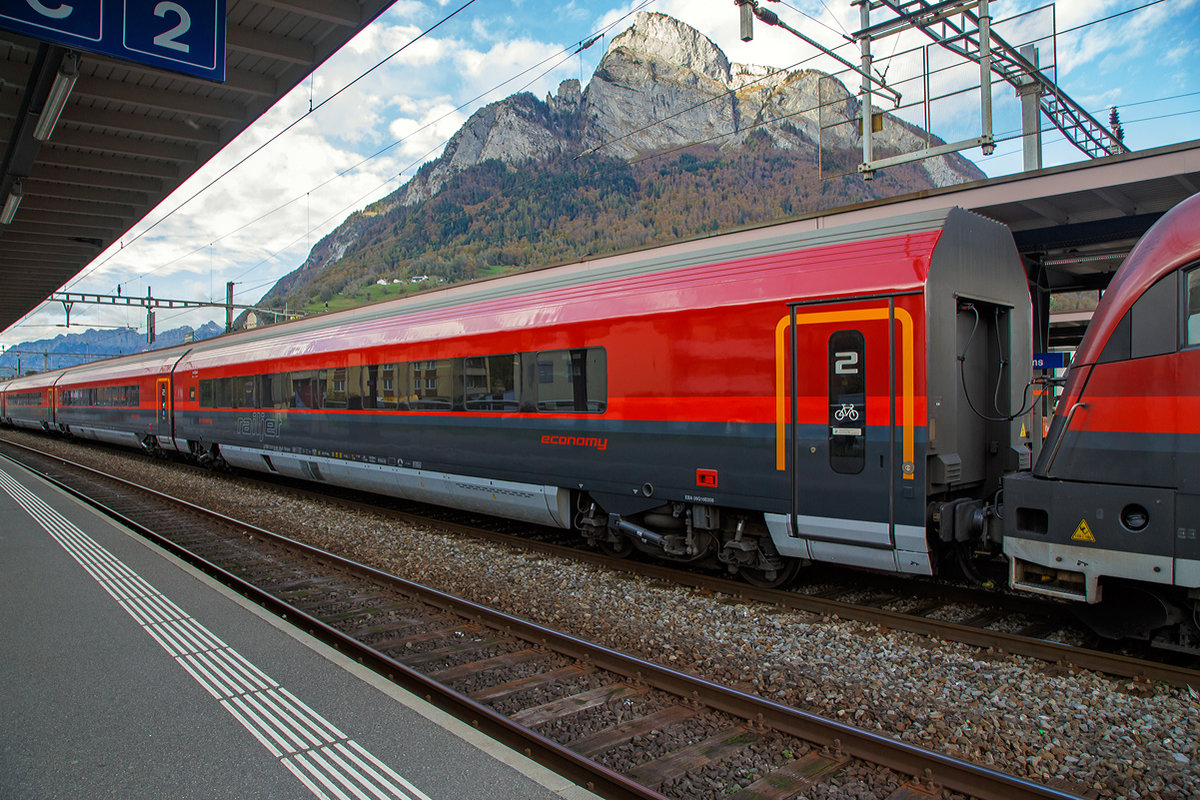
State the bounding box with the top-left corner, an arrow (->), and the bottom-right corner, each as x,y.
833,403 -> 859,422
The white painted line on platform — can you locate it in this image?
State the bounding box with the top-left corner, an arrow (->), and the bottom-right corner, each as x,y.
0,467 -> 433,800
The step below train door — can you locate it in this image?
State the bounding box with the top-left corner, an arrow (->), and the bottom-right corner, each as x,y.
776,296 -> 923,574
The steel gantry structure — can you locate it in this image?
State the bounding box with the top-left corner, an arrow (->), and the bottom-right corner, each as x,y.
737,0 -> 1128,178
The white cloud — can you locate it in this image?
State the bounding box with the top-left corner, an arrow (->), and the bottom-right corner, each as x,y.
388,102 -> 469,163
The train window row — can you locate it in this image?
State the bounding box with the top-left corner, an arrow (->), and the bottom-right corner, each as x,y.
5,391 -> 42,407
198,348 -> 607,413
60,385 -> 140,407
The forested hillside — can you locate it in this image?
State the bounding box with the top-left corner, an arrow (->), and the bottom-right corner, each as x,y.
271,137 -> 967,312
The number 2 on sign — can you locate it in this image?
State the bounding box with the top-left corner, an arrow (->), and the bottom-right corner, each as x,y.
154,2 -> 192,53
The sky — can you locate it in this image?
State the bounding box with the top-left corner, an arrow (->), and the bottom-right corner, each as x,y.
3,0 -> 1199,351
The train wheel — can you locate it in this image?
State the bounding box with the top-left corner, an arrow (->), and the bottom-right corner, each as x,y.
739,558 -> 801,589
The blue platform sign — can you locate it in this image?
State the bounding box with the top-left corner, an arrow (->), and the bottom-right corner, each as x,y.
1,1 -> 226,82
1032,352 -> 1069,370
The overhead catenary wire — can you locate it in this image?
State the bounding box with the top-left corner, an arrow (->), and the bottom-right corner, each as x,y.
9,0 -> 1195,339
585,0 -> 1185,164
149,2 -> 662,320
85,0 -> 658,299
61,0 -> 1190,287
67,0 -> 484,292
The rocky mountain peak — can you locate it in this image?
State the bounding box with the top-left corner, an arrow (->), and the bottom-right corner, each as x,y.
393,10 -> 981,193
607,11 -> 732,84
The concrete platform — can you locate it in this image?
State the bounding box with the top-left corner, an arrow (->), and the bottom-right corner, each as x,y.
0,456 -> 600,800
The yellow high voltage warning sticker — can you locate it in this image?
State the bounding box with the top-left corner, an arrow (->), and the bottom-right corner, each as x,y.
1072,519 -> 1096,542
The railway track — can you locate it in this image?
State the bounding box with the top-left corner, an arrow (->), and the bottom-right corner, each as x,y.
141,450 -> 1200,688
0,438 -> 1098,800
4,430 -> 1197,689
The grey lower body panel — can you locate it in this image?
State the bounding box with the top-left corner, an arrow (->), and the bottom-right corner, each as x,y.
764,513 -> 932,575
220,445 -> 572,529
68,426 -> 143,449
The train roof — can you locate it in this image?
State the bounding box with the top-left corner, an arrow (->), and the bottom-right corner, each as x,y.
1,368 -> 71,392
177,206 -> 1008,370
1,342 -> 193,391
53,346 -> 193,385
5,205 -> 1019,383
1074,191 -> 1200,367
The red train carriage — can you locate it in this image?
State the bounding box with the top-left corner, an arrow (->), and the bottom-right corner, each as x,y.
161,206 -> 1031,586
1,368 -> 68,431
1003,192 -> 1200,641
52,347 -> 192,450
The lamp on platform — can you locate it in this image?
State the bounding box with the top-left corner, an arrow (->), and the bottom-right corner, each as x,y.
33,53 -> 79,142
0,181 -> 21,225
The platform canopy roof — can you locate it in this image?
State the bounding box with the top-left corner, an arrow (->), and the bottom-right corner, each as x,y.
0,0 -> 394,333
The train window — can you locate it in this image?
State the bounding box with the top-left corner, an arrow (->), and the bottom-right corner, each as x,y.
373,363 -> 402,408
535,348 -> 606,413
289,371 -> 323,409
242,378 -> 256,408
94,385 -> 139,407
62,388 -> 90,406
325,368 -> 349,408
1130,273 -> 1177,359
209,378 -> 228,408
260,375 -> 271,408
464,354 -> 521,412
1098,312 -> 1131,363
1186,268 -> 1200,347
408,359 -> 457,410
221,377 -> 253,409
828,330 -> 866,474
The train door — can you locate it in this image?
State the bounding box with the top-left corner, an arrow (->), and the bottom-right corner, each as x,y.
781,297 -> 918,573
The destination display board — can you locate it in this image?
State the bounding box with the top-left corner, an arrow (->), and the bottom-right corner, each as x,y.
1032,352 -> 1069,370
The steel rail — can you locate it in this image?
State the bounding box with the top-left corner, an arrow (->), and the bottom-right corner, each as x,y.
5,429 -> 1194,690
342,502 -> 1200,690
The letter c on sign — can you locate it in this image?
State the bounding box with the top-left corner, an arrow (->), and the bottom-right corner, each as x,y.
27,0 -> 74,19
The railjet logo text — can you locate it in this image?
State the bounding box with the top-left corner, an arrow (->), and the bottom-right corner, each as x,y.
540,434 -> 608,451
